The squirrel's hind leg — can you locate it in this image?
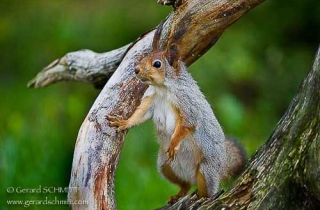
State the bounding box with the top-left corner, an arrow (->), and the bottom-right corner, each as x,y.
160,163 -> 191,204
197,162 -> 220,198
196,170 -> 208,197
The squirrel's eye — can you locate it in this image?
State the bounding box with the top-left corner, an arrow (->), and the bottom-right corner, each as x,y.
152,60 -> 162,68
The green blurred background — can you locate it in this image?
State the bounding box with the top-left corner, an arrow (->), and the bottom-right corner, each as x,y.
1,0 -> 319,209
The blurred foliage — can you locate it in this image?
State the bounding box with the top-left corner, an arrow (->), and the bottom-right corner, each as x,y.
0,0 -> 319,209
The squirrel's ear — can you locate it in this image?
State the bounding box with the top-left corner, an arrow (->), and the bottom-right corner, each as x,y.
167,44 -> 179,67
152,21 -> 165,51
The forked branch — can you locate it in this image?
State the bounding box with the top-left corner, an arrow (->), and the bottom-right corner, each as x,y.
29,0 -> 267,209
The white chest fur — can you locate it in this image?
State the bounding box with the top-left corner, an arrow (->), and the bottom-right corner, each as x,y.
148,87 -> 200,183
152,88 -> 176,135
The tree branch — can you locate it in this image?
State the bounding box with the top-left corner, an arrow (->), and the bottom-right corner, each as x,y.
29,0 -> 266,209
27,44 -> 131,89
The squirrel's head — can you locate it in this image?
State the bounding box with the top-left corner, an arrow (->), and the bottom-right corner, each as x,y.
135,21 -> 181,86
134,45 -> 180,86
135,52 -> 168,86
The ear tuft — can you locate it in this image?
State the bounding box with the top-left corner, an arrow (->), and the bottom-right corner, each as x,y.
152,21 -> 165,51
167,44 -> 179,67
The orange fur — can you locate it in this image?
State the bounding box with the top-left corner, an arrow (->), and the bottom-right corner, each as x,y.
196,169 -> 208,198
161,164 -> 191,204
166,105 -> 194,161
107,95 -> 154,130
127,96 -> 154,125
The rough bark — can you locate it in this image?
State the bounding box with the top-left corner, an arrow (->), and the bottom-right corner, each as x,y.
27,44 -> 131,89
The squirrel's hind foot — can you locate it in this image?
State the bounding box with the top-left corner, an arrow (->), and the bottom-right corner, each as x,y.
167,194 -> 184,205
166,186 -> 190,205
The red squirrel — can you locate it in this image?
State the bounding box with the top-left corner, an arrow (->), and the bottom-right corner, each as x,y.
107,24 -> 246,203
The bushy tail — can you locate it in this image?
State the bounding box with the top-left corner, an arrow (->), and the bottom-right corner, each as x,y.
222,137 -> 247,181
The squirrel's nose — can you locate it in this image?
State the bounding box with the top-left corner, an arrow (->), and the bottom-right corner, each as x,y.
135,66 -> 141,74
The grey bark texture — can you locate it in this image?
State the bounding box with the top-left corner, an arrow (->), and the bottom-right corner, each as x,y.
28,0 -> 320,209
27,44 -> 131,89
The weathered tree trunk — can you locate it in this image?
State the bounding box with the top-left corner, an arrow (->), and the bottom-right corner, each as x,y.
28,0 -> 320,209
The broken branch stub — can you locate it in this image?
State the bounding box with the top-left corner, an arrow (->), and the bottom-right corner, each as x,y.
27,44 -> 131,89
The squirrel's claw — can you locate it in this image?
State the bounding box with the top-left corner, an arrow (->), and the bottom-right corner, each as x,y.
106,115 -> 128,131
167,195 -> 179,205
106,115 -> 122,122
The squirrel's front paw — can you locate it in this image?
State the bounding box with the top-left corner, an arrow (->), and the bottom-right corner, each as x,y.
166,143 -> 180,161
106,115 -> 128,131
